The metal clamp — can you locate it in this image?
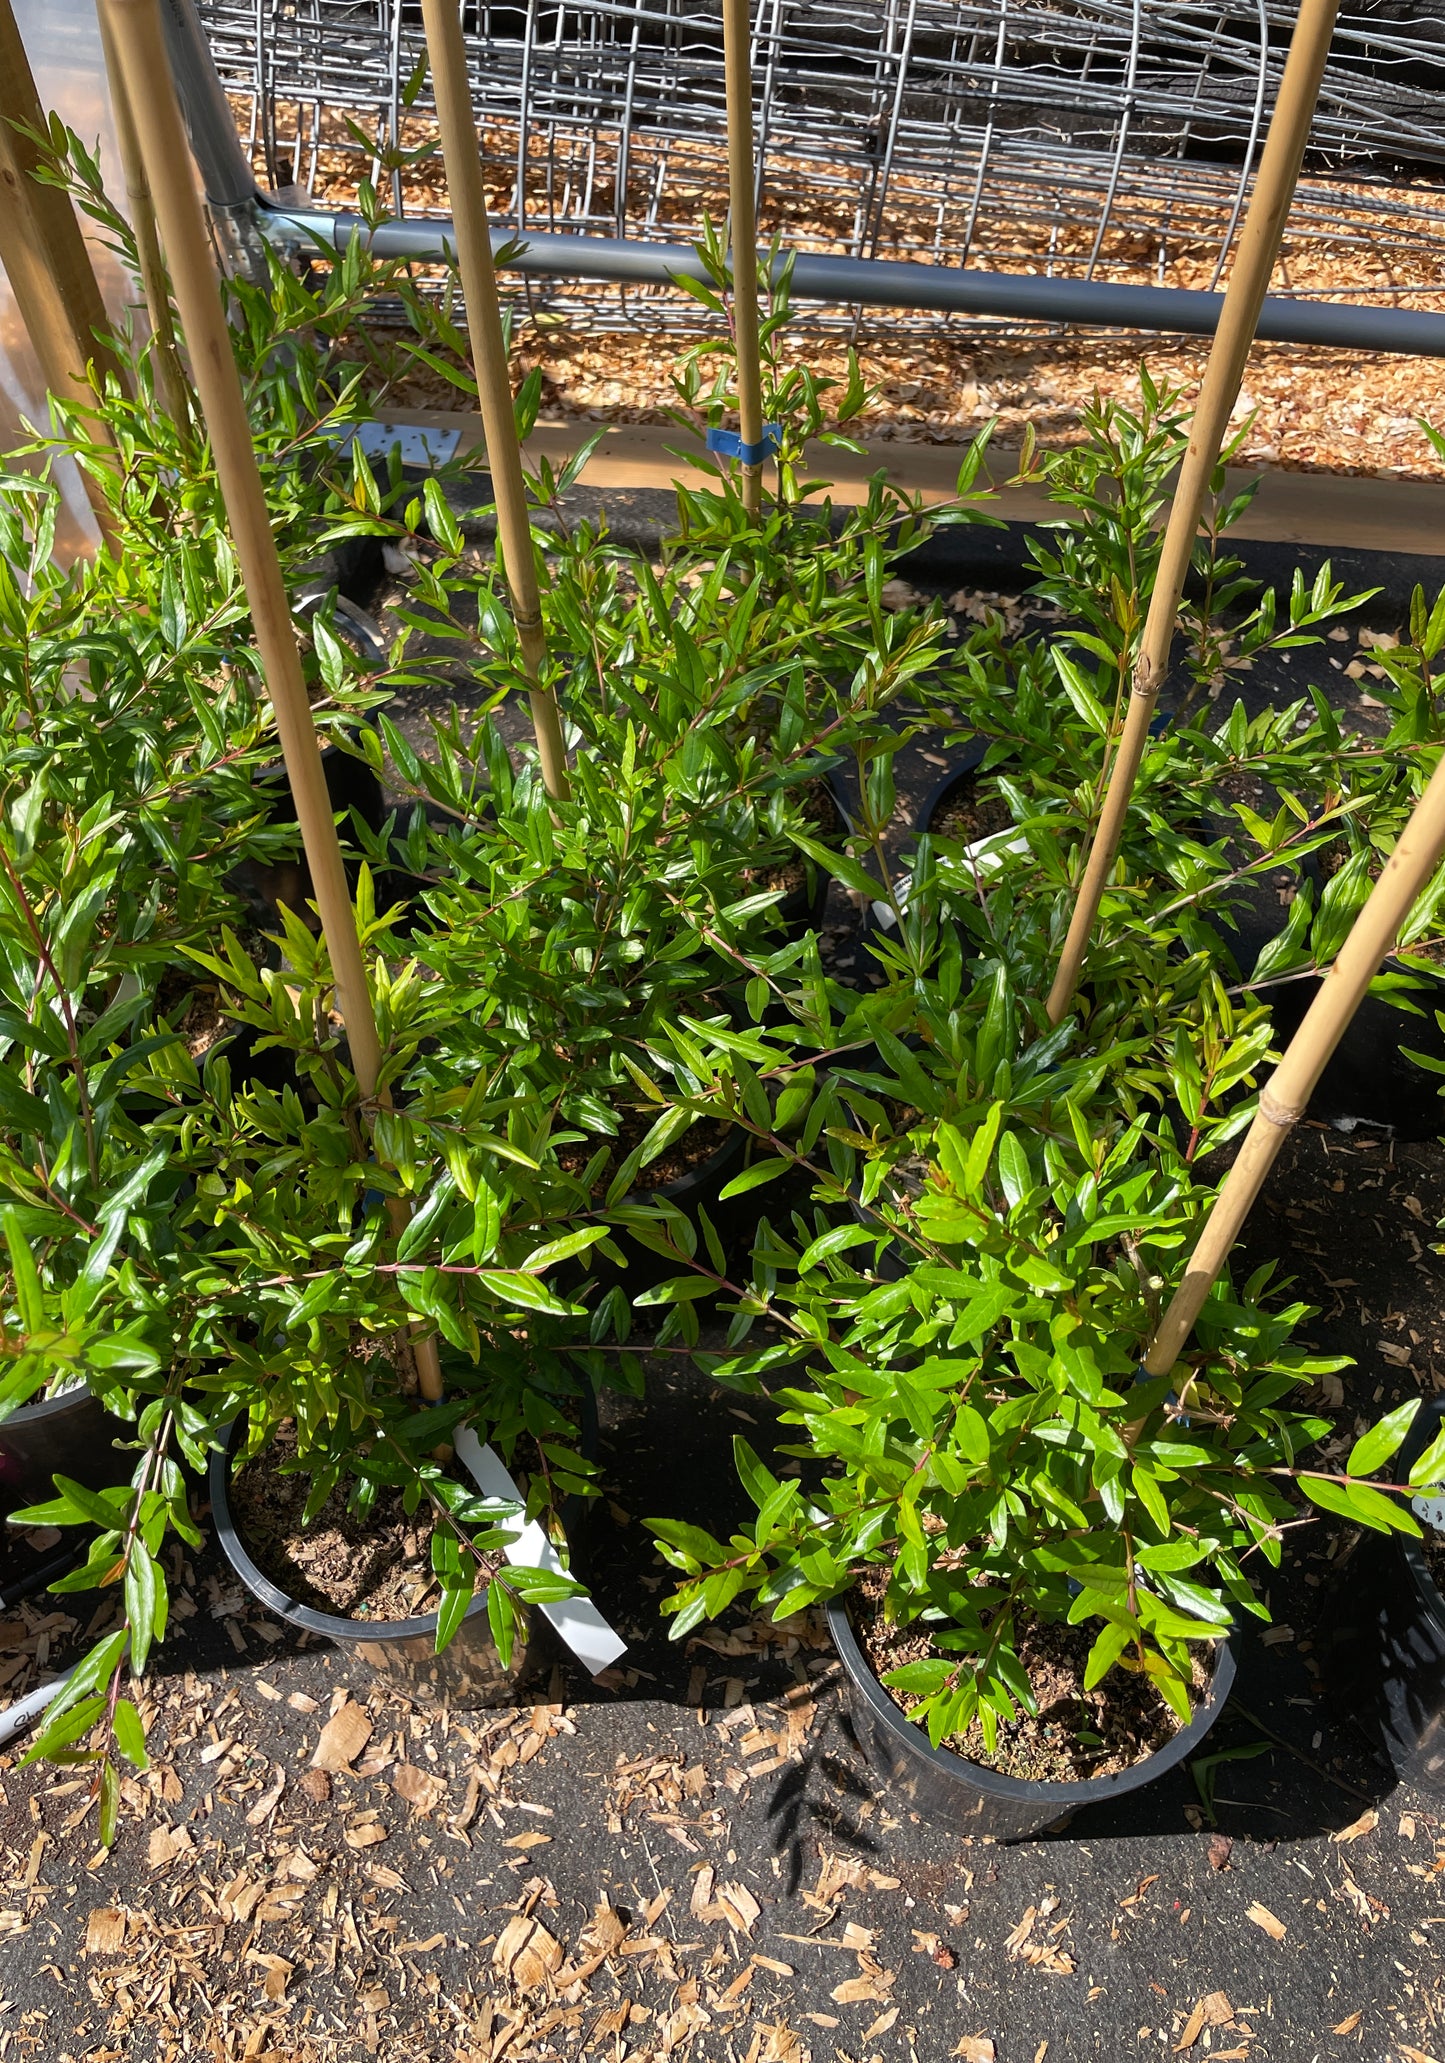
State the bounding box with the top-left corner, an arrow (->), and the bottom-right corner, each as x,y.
706,423 -> 782,466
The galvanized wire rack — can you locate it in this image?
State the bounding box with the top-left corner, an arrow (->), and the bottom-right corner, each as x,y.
196,1 -> 1445,332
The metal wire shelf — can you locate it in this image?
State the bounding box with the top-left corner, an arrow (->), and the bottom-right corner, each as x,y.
195,1 -> 1445,333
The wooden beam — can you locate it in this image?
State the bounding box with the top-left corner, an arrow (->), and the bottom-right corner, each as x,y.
0,0 -> 124,544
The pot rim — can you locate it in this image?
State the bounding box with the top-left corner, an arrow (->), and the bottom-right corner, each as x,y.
826,1591 -> 1236,1807
1396,1395 -> 1445,1639
209,1419 -> 494,1646
917,736 -> 991,835
0,1379 -> 102,1431
626,1113 -> 747,1204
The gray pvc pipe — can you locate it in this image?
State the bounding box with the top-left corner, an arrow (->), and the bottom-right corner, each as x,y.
156,0 -> 1445,359
261,204 -> 1445,357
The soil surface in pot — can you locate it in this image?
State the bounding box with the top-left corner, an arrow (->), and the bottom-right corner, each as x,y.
929,775 -> 1013,845
561,1106 -> 734,1195
228,1430 -> 497,1623
854,1564 -> 1209,1783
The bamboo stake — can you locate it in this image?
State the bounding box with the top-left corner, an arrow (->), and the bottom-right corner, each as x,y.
1145,751 -> 1445,1376
0,0 -> 123,547
722,0 -> 765,519
417,0 -> 569,801
102,0 -> 443,1402
96,0 -> 194,449
1045,0 -> 1341,1026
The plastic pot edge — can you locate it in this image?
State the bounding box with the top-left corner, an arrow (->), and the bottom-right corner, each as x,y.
827,1592 -> 1237,1837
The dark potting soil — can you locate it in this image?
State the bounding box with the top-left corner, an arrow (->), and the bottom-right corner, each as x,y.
228,1429 -> 496,1623
929,777 -> 1014,846
560,1106 -> 734,1195
853,1563 -> 1207,1783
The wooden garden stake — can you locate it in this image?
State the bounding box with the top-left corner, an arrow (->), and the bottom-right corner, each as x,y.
0,0 -> 124,546
101,0 -> 443,1401
1144,749 -> 1445,1376
722,0 -> 766,518
1045,0 -> 1341,1025
96,0 -> 194,448
417,0 -> 570,801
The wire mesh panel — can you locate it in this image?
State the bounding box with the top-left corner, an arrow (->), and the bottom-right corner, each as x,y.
195,0 -> 1445,329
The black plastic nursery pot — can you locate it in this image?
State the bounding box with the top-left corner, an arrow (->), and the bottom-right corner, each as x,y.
827,1595 -> 1237,1842
863,738 -> 1004,946
1264,957 -> 1445,1140
0,1387 -> 131,1512
578,1118 -> 752,1296
1326,1395 -> 1445,1793
209,1421 -> 540,1709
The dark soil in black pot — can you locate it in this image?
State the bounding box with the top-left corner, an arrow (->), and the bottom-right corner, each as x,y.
828,1591 -> 1235,1842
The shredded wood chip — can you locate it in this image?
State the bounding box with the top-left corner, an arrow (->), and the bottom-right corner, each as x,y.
494,1912 -> 564,1991
1175,1994 -> 1233,2051
343,1820 -> 388,1850
1332,2012 -> 1362,2035
83,1908 -> 126,1955
390,1763 -> 447,1814
244,1766 -> 287,1827
147,1824 -> 192,1870
954,2039 -> 996,2062
1245,1901 -> 1287,1942
310,1701 -> 373,1772
1332,1809 -> 1380,1844
716,1882 -> 762,1935
830,1973 -> 891,2006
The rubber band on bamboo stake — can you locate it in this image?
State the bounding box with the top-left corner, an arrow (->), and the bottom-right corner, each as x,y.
722,0 -> 766,520
101,0 -> 443,1402
417,0 -> 569,802
1044,0 -> 1342,1028
1143,742 -> 1445,1380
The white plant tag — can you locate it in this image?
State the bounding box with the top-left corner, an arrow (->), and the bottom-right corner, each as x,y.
871,828 -> 1031,931
1412,1487 -> 1445,1534
453,1428 -> 628,1676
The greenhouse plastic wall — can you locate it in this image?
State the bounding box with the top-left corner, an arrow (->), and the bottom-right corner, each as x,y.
196,0 -> 1445,333
0,0 -> 128,557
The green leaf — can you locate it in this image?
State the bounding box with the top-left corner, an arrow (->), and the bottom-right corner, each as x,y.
1083,1620 -> 1132,1690
881,1658 -> 954,1695
1298,1474 -> 1417,1535
435,1578 -> 473,1652
487,1577 -> 518,1670
718,1156 -> 793,1201
996,1131 -> 1031,1209
111,1698 -> 149,1771
123,1538 -> 160,1674
1348,1399 -> 1419,1480
3,1207 -> 44,1335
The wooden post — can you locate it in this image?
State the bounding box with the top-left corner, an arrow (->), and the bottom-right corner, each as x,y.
722,0 -> 765,519
417,0 -> 570,802
101,0 -> 443,1401
1045,0 -> 1341,1026
0,0 -> 124,546
96,0 -> 194,449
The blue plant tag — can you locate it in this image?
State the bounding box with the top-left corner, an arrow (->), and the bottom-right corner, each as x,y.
706,423 -> 782,466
